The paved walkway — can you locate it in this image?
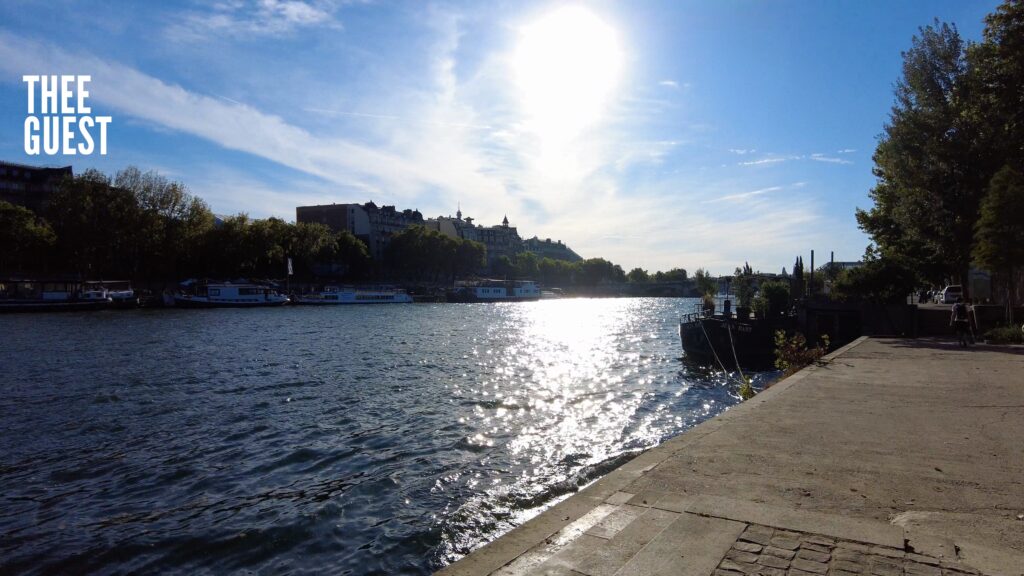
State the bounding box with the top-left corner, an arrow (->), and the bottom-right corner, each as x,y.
437,337 -> 1024,576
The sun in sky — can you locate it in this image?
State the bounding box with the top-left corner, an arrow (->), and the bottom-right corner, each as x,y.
513,6 -> 624,150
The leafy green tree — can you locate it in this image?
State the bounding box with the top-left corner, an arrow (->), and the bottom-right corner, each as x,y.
655,268 -> 688,282
970,1 -> 1024,170
454,238 -> 486,280
626,267 -> 650,283
332,230 -> 372,278
753,279 -> 791,318
47,169 -> 145,278
514,251 -> 540,279
0,200 -> 56,274
973,165 -> 1024,321
538,257 -> 575,286
386,225 -> 482,282
288,222 -> 337,278
577,258 -> 622,285
113,166 -> 213,280
492,255 -> 515,279
693,268 -> 716,296
733,262 -> 755,307
856,20 -> 994,288
832,251 -> 918,304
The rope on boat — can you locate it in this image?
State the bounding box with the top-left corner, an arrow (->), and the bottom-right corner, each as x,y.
725,322 -> 748,385
696,314 -> 746,387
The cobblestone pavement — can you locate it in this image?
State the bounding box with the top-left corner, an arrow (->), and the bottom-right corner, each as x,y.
717,524 -> 981,576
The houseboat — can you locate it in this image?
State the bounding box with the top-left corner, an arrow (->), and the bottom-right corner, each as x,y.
174,281 -> 289,308
679,300 -> 794,370
83,281 -> 139,307
0,279 -> 113,312
447,280 -> 542,303
294,286 -> 413,305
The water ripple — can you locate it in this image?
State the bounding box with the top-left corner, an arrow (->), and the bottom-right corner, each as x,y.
0,298 -> 775,574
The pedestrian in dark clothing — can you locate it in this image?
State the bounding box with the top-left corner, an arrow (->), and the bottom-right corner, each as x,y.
950,297 -> 971,347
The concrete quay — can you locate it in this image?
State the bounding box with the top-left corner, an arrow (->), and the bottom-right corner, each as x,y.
437,337 -> 1024,576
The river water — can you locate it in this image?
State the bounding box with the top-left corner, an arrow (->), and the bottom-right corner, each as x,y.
0,298 -> 774,575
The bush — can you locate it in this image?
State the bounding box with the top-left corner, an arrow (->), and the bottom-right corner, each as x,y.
774,331 -> 830,376
983,325 -> 1024,344
753,279 -> 791,318
831,255 -> 917,303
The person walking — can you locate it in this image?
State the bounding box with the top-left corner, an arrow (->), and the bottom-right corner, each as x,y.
950,297 -> 971,347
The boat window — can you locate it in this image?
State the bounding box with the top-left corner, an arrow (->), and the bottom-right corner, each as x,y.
209,289 -> 220,296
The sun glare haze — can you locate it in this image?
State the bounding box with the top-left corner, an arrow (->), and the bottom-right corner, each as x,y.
513,6 -> 624,149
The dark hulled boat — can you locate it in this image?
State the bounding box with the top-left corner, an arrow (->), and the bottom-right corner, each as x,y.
679,304 -> 794,370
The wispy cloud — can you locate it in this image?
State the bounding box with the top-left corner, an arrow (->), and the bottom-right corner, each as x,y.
167,0 -> 342,41
728,148 -> 756,155
703,185 -> 783,203
614,140 -> 680,171
658,80 -> 678,89
0,13 -> 845,275
810,154 -> 853,165
738,157 -> 788,166
836,148 -> 856,154
304,107 -> 494,130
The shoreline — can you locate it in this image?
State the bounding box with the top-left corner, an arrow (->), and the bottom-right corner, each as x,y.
437,336 -> 1024,576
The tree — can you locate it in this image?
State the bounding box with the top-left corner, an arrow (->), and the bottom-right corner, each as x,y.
454,239 -> 486,280
493,255 -> 515,279
753,279 -> 791,319
626,267 -> 650,283
333,230 -> 372,278
47,169 -> 145,278
856,20 -> 995,288
289,222 -> 337,278
792,256 -> 805,298
971,1 -> 1024,170
514,251 -> 540,279
386,225 -> 484,282
973,165 -> 1024,322
832,251 -> 918,304
0,200 -> 55,274
656,268 -> 687,282
733,262 -> 755,307
693,268 -> 716,296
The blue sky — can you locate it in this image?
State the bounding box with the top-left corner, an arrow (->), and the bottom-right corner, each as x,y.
0,0 -> 1000,274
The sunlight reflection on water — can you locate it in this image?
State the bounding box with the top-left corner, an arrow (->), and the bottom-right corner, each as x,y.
0,298 -> 775,574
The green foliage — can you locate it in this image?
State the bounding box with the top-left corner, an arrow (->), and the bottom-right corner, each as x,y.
857,4 -> 1024,287
856,20 -> 988,286
983,324 -> 1024,344
733,262 -> 755,306
701,293 -> 715,314
738,377 -> 755,400
973,165 -> 1024,319
386,225 -> 484,282
514,251 -> 540,279
577,257 -> 625,285
693,267 -> 716,296
831,251 -> 918,303
653,267 -> 687,282
537,257 -> 577,285
0,200 -> 55,274
753,279 -> 790,318
774,331 -> 830,376
626,267 -> 650,283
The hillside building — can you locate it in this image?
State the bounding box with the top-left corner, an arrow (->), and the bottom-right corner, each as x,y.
296,201 -> 424,260
0,161 -> 73,213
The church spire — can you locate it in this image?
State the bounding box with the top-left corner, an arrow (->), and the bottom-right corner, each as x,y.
502,214 -> 509,227
456,202 -> 462,220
